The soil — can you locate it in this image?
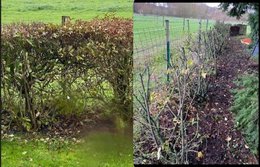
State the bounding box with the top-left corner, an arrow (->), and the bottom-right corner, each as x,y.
188,36 -> 258,164
45,113 -> 117,138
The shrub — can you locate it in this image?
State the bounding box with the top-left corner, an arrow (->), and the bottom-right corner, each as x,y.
231,72 -> 259,155
133,22 -> 231,164
1,15 -> 133,131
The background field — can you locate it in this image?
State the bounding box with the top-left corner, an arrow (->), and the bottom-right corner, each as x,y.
1,0 -> 133,24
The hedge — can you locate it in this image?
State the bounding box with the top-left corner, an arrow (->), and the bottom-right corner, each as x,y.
1,15 -> 133,130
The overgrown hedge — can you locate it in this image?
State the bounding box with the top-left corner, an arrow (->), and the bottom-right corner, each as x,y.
1,15 -> 133,131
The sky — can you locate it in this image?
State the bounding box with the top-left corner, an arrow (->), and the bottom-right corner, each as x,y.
205,3 -> 220,8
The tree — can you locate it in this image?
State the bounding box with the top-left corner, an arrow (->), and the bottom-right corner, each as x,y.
219,3 -> 259,45
219,3 -> 258,19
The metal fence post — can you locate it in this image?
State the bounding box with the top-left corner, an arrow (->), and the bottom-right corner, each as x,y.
183,18 -> 185,32
206,19 -> 209,31
199,19 -> 202,53
187,19 -> 190,34
163,16 -> 165,26
187,19 -> 190,41
165,20 -> 170,82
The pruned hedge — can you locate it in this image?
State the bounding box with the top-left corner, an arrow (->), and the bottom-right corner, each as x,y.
1,15 -> 133,130
133,22 -> 231,164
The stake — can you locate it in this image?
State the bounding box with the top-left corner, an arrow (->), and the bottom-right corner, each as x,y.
183,18 -> 185,32
165,20 -> 170,83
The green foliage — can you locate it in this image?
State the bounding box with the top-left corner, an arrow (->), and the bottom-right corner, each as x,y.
1,15 -> 133,131
248,10 -> 259,47
219,3 -> 258,19
220,3 -> 259,45
231,72 -> 259,155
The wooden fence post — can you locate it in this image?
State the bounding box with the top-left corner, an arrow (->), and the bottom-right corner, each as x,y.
62,16 -> 71,25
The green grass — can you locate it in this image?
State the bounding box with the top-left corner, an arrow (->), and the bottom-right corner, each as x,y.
1,0 -> 133,24
1,132 -> 133,167
134,14 -> 216,46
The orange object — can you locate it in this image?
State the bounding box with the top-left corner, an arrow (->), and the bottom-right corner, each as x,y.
241,38 -> 252,45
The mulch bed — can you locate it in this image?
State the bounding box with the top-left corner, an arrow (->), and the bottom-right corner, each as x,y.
188,37 -> 258,164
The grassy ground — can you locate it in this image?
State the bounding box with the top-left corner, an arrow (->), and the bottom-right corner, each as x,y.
1,0 -> 133,24
1,132 -> 133,167
134,14 -> 216,45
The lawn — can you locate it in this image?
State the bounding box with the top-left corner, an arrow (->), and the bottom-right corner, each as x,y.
1,132 -> 133,167
134,14 -> 216,46
1,0 -> 133,24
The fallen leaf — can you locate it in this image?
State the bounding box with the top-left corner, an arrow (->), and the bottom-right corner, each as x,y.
36,112 -> 40,117
187,59 -> 193,66
150,92 -> 156,101
201,72 -> 207,78
157,147 -> 161,160
226,136 -> 232,142
197,151 -> 204,158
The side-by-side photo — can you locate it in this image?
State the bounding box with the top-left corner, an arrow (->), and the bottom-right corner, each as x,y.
0,1 -> 259,166
1,0 -> 133,166
133,2 -> 259,165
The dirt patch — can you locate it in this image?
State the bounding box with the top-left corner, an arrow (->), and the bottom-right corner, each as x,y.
188,37 -> 258,164
45,114 -> 117,138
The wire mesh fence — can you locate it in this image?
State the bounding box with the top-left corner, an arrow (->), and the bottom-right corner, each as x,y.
133,15 -> 216,95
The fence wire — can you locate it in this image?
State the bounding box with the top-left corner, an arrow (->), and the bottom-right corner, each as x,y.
133,16 -> 216,95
